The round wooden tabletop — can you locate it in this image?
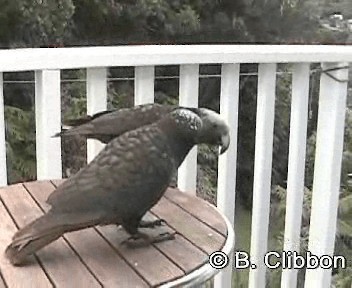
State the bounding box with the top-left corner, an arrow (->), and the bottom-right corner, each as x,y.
0,180 -> 234,287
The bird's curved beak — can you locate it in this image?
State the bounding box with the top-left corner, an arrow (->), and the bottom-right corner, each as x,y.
219,133 -> 230,154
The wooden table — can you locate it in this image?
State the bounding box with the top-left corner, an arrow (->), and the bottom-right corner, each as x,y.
0,180 -> 234,287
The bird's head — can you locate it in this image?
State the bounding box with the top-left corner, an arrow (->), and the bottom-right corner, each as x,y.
166,107 -> 230,154
191,108 -> 230,154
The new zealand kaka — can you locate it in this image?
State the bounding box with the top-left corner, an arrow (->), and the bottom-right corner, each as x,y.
5,107 -> 230,266
53,103 -> 177,143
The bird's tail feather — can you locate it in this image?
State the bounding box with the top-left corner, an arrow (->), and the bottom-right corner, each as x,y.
51,115 -> 95,138
52,124 -> 93,138
52,130 -> 65,138
64,116 -> 93,127
5,231 -> 62,266
5,213 -> 97,266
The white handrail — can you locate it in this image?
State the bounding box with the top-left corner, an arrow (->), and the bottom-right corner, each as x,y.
0,45 -> 351,72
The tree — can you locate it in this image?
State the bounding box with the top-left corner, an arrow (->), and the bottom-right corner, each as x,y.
0,0 -> 74,48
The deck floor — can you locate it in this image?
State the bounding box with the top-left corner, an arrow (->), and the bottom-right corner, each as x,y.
0,180 -> 227,287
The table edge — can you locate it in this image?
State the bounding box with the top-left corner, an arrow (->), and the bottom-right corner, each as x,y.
159,209 -> 235,288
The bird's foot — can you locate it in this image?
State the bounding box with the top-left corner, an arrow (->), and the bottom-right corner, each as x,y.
148,232 -> 176,244
138,219 -> 166,229
121,231 -> 176,248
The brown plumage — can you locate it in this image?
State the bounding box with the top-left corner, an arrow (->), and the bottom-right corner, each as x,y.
5,107 -> 230,266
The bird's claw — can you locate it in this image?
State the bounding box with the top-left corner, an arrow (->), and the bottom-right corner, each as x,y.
121,231 -> 176,248
155,219 -> 167,226
138,218 -> 167,228
120,235 -> 139,246
156,231 -> 176,242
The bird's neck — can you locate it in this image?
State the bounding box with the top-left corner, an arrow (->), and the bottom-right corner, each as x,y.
170,139 -> 195,167
158,120 -> 196,167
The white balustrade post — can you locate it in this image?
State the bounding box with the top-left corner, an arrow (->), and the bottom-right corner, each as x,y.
281,63 -> 310,288
177,64 -> 199,194
0,73 -> 7,186
304,63 -> 349,288
249,63 -> 277,288
134,66 -> 155,105
35,70 -> 62,180
214,63 -> 240,288
86,68 -> 107,163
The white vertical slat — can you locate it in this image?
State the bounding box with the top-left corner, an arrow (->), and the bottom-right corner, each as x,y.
86,68 -> 107,163
134,66 -> 155,105
35,70 -> 62,180
214,64 -> 240,288
249,63 -> 277,288
177,64 -> 199,194
281,63 -> 310,288
304,63 -> 349,288
0,73 -> 7,186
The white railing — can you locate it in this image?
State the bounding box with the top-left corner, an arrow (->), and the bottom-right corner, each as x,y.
0,45 -> 351,288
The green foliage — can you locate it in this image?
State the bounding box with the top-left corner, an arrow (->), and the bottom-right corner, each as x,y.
305,131 -> 317,187
2,0 -> 346,47
70,0 -> 331,45
197,144 -> 219,203
136,0 -> 201,36
332,267 -> 352,288
266,184 -> 352,287
0,1 -> 21,46
71,0 -> 203,44
344,109 -> 352,152
61,70 -> 86,120
312,0 -> 352,18
272,67 -> 292,185
235,67 -> 293,207
305,108 -> 352,189
5,105 -> 36,183
339,193 -> 352,218
0,0 -> 74,47
1,0 -> 348,47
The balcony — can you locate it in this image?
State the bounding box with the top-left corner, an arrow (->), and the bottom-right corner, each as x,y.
0,45 -> 351,287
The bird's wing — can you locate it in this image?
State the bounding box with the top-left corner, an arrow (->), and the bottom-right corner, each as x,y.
47,123 -> 176,220
64,109 -> 114,126
54,103 -> 176,143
